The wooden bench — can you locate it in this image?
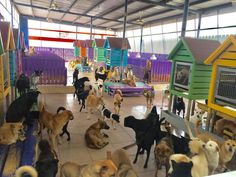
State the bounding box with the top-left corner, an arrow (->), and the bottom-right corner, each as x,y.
0,120 -> 38,177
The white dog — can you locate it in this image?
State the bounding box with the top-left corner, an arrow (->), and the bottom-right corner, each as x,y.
204,140 -> 220,174
161,85 -> 170,109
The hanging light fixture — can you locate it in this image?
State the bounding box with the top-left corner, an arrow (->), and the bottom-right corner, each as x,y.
150,54 -> 157,60
135,52 -> 141,58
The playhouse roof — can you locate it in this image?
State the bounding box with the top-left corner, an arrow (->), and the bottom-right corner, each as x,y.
204,35 -> 236,65
93,39 -> 105,48
13,28 -> 20,49
169,37 -> 220,64
73,40 -> 86,47
0,21 -> 15,51
104,37 -> 131,50
85,39 -> 93,48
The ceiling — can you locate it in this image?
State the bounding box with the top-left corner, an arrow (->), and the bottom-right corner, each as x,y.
12,0 -> 234,31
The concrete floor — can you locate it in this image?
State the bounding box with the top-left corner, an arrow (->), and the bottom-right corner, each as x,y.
39,73 -> 168,176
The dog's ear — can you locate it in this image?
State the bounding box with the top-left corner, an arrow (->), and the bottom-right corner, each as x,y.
159,118 -> 165,124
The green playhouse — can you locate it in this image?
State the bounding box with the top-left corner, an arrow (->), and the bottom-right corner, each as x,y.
161,37 -> 221,134
92,39 -> 106,63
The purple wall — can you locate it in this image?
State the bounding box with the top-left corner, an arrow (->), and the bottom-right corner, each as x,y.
22,51 -> 67,85
128,52 -> 171,83
34,47 -> 74,61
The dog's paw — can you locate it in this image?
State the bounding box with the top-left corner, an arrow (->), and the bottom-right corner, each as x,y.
144,164 -> 148,168
67,138 -> 70,141
133,159 -> 137,164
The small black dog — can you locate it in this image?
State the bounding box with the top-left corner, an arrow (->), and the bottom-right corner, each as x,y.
169,160 -> 193,177
57,107 -> 71,141
76,86 -> 92,112
16,73 -> 30,96
73,77 -> 89,97
6,91 -> 41,123
101,105 -> 120,129
95,68 -> 109,82
173,96 -> 185,118
36,139 -> 58,177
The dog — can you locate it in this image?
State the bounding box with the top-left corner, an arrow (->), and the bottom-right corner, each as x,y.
15,166 -> 38,177
95,67 -> 109,82
176,67 -> 189,86
190,109 -> 206,124
30,70 -> 43,90
189,138 -> 209,177
161,85 -> 170,109
0,123 -> 25,145
39,106 -> 74,149
173,96 -> 185,118
6,90 -> 41,123
168,154 -> 193,177
214,118 -> 236,139
154,135 -> 174,177
76,86 -> 92,112
124,107 -> 165,168
72,68 -> 79,84
35,139 -> 59,177
122,75 -> 136,87
16,73 -> 30,96
100,105 -> 120,129
57,107 -> 71,141
143,87 -> 155,108
73,76 -> 90,97
204,140 -> 220,174
111,149 -> 138,177
85,119 -> 110,149
86,92 -> 105,119
113,89 -> 123,115
60,159 -> 117,177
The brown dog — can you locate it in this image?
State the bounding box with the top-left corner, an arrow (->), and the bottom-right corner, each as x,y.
60,159 -> 117,177
111,149 -> 138,177
85,119 -> 110,149
154,137 -> 174,177
113,89 -> 123,115
86,92 -> 105,119
0,123 -> 25,145
39,106 -> 74,149
214,118 -> 236,139
143,87 -> 155,108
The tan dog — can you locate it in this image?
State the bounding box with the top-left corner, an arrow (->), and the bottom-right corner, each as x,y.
154,137 -> 174,177
113,89 -> 123,115
85,119 -> 110,149
143,87 -> 155,108
15,166 -> 38,177
0,123 -> 25,145
86,92 -> 105,119
189,138 -> 209,177
60,159 -> 117,177
111,149 -> 138,177
39,106 -> 74,149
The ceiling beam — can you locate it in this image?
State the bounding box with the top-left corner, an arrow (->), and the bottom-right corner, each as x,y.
135,0 -> 199,14
30,0 -> 35,17
22,15 -> 107,30
83,0 -> 135,24
72,0 -> 106,23
59,0 -> 78,22
46,0 -> 54,19
13,2 -> 140,26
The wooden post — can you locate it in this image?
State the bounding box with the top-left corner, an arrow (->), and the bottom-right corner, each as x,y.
168,93 -> 173,112
186,99 -> 192,121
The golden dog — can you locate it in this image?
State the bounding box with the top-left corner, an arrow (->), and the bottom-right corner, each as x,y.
60,159 -> 117,177
113,89 -> 123,115
0,123 -> 25,145
86,92 -> 105,119
111,149 -> 138,177
85,119 -> 110,149
39,106 -> 74,149
143,87 -> 155,108
15,166 -> 38,177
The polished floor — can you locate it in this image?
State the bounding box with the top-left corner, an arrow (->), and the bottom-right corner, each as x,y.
39,82 -> 168,177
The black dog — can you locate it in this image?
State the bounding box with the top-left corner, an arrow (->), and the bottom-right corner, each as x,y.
5,91 -> 41,123
173,96 -> 185,118
76,86 -> 92,112
169,160 -> 193,177
73,77 -> 89,97
16,73 -> 30,96
101,105 -> 120,123
95,68 -> 108,82
124,106 -> 165,168
36,139 -> 59,177
57,107 -> 71,141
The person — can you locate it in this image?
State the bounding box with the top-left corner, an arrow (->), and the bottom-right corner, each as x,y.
144,59 -> 152,84
72,68 -> 79,84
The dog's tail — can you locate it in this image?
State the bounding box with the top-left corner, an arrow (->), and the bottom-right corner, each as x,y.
15,166 -> 38,177
57,106 -> 66,114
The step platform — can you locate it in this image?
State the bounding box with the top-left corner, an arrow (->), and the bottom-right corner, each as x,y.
103,81 -> 152,96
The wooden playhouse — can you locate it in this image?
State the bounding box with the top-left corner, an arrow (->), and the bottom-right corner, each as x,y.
204,35 -> 236,119
85,39 -> 94,61
161,37 -> 221,134
92,39 -> 106,63
79,40 -> 87,58
104,37 -> 130,67
13,29 -> 24,75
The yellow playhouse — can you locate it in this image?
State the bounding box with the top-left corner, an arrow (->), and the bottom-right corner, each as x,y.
204,35 -> 236,118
